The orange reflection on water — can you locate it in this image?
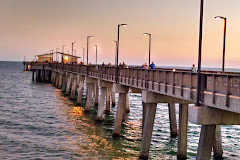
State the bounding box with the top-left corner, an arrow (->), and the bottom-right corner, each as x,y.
72,107 -> 83,116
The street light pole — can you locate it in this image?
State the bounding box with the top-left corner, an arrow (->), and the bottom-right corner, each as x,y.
87,36 -> 94,65
56,48 -> 59,62
112,40 -> 117,65
94,45 -> 98,65
116,24 -> 127,83
72,42 -> 77,71
196,0 -> 204,106
144,33 -> 152,66
81,48 -> 85,63
215,16 -> 227,72
62,45 -> 66,63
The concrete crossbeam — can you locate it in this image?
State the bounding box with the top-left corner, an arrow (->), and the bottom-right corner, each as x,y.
189,106 -> 240,125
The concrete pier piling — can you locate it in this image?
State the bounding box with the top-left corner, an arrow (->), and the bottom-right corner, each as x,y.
139,103 -> 157,159
97,80 -> 112,120
177,104 -> 189,159
168,103 -> 178,138
112,84 -> 129,137
65,73 -> 72,95
61,72 -> 68,92
97,87 -> 107,121
55,71 -> 59,87
94,83 -> 99,106
111,90 -> 116,106
85,77 -> 98,112
76,75 -> 85,104
70,74 -> 77,99
85,83 -> 94,112
106,87 -> 111,112
58,71 -> 64,89
126,93 -> 130,113
142,102 -> 147,134
196,125 -> 216,160
213,125 -> 223,158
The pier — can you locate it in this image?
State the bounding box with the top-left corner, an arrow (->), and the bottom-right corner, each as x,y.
30,62 -> 240,159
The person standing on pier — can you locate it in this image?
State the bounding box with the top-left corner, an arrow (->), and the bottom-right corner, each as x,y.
191,64 -> 197,72
149,62 -> 155,69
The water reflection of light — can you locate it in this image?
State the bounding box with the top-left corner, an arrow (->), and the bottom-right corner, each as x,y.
72,107 -> 83,116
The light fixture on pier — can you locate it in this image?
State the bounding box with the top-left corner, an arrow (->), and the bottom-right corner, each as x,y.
94,45 -> 98,65
81,48 -> 85,63
215,16 -> 227,72
116,23 -> 127,83
112,40 -> 117,66
87,36 -> 94,65
62,45 -> 67,63
143,33 -> 151,66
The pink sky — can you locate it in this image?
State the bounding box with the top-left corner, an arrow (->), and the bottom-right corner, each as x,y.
1,0 -> 240,68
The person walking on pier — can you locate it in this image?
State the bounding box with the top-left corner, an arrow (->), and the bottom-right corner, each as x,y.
191,64 -> 197,73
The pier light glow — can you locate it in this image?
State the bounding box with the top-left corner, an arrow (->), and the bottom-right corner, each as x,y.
143,33 -> 150,36
173,69 -> 176,72
119,24 -> 127,27
215,16 -> 226,20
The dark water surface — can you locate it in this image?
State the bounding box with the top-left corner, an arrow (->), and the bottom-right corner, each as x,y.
0,62 -> 239,159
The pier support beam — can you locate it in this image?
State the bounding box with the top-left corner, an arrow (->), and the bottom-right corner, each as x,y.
85,83 -> 94,112
196,125 -> 216,160
32,70 -> 35,82
111,90 -> 116,106
177,104 -> 188,159
85,77 -> 98,112
106,87 -> 111,112
126,93 -> 130,113
97,87 -> 107,121
65,73 -> 73,95
213,125 -> 223,158
112,84 -> 129,137
77,75 -> 85,105
58,71 -> 64,89
94,83 -> 99,106
61,72 -> 68,92
97,80 -> 112,121
55,71 -> 59,87
142,102 -> 147,134
70,74 -> 77,99
139,103 -> 157,159
168,103 -> 178,138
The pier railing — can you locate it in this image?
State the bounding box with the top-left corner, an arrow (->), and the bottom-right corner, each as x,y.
43,63 -> 240,113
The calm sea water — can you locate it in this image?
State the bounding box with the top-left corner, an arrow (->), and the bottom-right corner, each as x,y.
0,61 -> 239,160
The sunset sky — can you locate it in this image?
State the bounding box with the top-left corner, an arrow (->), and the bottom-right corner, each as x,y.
1,0 -> 240,68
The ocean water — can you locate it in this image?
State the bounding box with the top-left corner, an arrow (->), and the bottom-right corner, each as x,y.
0,61 -> 239,160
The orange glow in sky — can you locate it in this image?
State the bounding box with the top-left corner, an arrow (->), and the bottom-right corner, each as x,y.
1,0 -> 240,68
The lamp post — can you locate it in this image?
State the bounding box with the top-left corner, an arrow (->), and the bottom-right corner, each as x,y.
72,42 -> 77,63
215,16 -> 227,72
87,36 -> 94,65
112,40 -> 117,65
81,48 -> 85,63
94,45 -> 98,65
56,48 -> 59,62
196,0 -> 204,106
72,42 -> 77,71
116,24 -> 127,83
62,45 -> 66,63
143,33 -> 152,66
